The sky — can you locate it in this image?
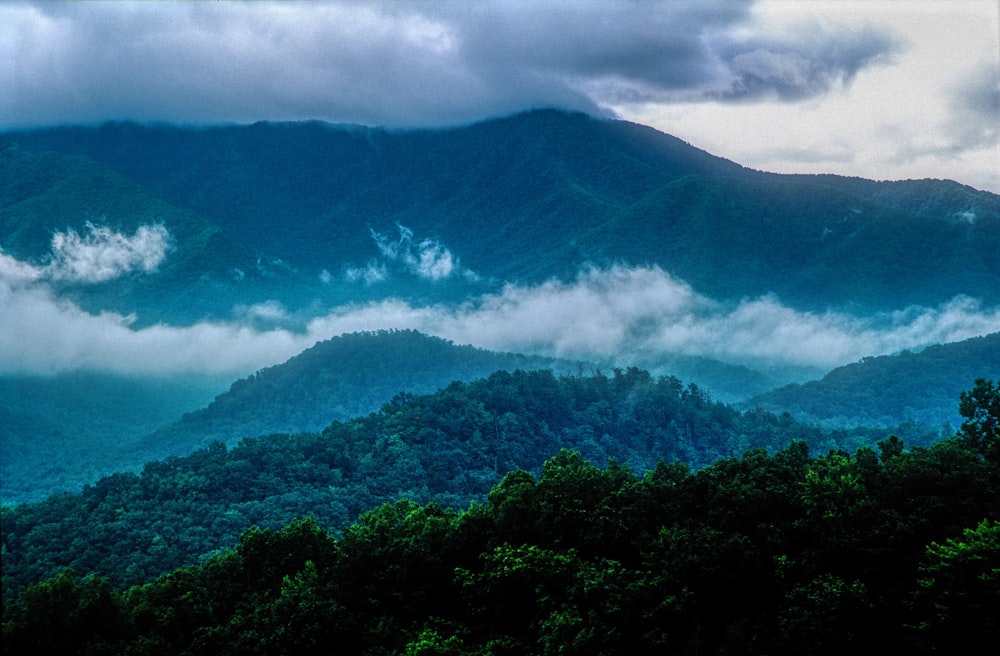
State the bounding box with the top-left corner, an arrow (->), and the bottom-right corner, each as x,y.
2,0 -> 998,192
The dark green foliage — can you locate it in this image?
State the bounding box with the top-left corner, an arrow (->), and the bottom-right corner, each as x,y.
958,378 -> 1000,462
4,388 -> 998,654
0,331 -> 574,504
1,366 -> 925,604
147,330 -> 575,456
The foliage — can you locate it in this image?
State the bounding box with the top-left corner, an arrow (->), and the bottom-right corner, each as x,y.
0,331 -> 573,504
1,366 -> 936,603
147,330 -> 575,456
3,382 -> 998,653
958,378 -> 1000,463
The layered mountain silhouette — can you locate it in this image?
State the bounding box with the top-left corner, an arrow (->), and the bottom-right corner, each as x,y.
3,110 -> 998,504
4,109 -> 997,322
746,331 -> 1000,428
0,331 -> 571,503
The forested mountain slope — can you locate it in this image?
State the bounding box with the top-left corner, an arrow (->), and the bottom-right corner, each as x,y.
0,373 -> 223,505
3,381 -> 997,655
1,366 -> 943,602
144,330 -> 576,456
748,332 -> 1000,427
5,110 -> 998,318
0,331 -> 571,504
0,141 -> 307,323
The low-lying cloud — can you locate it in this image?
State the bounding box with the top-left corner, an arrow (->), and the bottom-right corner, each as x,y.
2,222 -> 170,284
3,263 -> 998,382
346,224 -> 475,284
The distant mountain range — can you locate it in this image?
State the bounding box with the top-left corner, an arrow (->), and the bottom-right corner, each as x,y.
4,328 -> 990,505
746,332 -> 1000,428
4,109 -> 998,322
3,110 -> 999,505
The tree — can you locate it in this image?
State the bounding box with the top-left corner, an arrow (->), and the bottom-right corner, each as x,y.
910,519 -> 1000,649
958,379 -> 1000,462
2,569 -> 127,656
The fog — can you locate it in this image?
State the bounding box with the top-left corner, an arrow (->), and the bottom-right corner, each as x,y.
3,254 -> 998,381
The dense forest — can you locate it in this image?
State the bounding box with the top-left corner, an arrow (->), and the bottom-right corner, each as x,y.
2,379 -> 997,655
0,332 -> 573,504
145,331 -> 575,456
1,366 -> 944,600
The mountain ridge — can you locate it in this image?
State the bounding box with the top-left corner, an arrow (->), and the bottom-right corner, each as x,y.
5,109 -> 997,319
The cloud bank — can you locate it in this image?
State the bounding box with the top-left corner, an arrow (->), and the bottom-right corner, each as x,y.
3,262 -> 998,380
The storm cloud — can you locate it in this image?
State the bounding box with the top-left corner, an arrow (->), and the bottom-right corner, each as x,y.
945,61 -> 1000,152
0,0 -> 900,128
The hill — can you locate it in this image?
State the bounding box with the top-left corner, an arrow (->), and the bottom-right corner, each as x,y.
144,330 -> 577,456
0,141 -> 312,324
1,365 -> 945,602
0,373 -> 225,505
746,332 -> 1000,427
6,432 -> 998,654
4,110 -> 998,319
0,331 -> 574,504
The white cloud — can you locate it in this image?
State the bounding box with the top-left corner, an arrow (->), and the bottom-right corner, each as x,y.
47,222 -> 171,283
1,1 -> 995,191
2,222 -> 171,284
344,260 -> 389,285
620,0 -> 1000,193
358,223 -> 471,282
3,262 -> 998,380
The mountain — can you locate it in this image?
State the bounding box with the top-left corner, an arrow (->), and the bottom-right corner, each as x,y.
0,372 -> 224,504
3,364 -> 940,600
144,330 -> 578,456
4,110 -> 998,319
746,332 -> 1000,427
0,331 -> 576,504
0,141 -> 319,323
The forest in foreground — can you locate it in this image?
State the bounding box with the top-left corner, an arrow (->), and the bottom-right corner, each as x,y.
2,378 -> 997,655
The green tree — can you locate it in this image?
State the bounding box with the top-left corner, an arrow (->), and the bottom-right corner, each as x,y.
2,569 -> 127,656
958,378 -> 1000,462
911,519 -> 1000,649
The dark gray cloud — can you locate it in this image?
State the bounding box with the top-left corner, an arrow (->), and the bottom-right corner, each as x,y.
1,0 -> 900,128
946,61 -> 1000,150
712,23 -> 899,102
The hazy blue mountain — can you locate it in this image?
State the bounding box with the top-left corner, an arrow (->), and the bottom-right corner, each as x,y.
0,331 -> 579,504
5,110 -> 998,317
0,141 -> 314,323
745,332 -> 1000,427
143,330 -> 581,457
3,111 -> 998,505
0,372 -> 224,504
